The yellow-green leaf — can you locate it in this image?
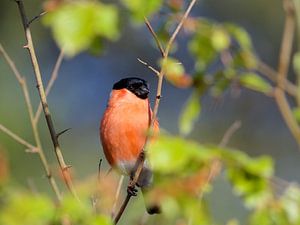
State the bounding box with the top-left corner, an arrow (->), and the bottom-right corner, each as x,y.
148,135 -> 212,173
211,27 -> 230,51
179,92 -> 201,136
160,57 -> 185,79
121,0 -> 163,22
43,2 -> 119,56
239,73 -> 272,94
293,52 -> 300,75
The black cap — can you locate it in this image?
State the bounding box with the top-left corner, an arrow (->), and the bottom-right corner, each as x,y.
113,77 -> 149,99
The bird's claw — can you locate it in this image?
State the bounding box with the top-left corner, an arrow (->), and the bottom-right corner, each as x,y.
127,185 -> 138,196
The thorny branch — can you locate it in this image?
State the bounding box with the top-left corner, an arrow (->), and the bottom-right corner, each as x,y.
28,11 -> 47,25
15,0 -> 78,200
34,49 -> 65,123
114,0 -> 197,224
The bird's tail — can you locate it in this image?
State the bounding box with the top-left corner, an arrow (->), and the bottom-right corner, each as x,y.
135,164 -> 161,214
141,187 -> 161,214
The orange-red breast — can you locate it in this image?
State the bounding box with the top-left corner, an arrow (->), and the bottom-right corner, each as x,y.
100,77 -> 160,214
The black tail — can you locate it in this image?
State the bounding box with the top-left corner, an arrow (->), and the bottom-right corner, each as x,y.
146,204 -> 161,214
141,187 -> 161,214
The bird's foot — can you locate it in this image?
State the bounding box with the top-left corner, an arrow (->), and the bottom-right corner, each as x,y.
127,185 -> 138,196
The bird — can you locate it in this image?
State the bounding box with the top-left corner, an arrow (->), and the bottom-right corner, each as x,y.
100,77 -> 160,214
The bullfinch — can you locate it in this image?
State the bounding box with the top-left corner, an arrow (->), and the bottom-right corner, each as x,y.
100,77 -> 160,214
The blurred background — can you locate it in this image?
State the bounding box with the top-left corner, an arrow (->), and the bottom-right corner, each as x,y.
0,0 -> 298,223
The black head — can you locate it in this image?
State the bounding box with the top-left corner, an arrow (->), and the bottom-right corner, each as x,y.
113,77 -> 149,99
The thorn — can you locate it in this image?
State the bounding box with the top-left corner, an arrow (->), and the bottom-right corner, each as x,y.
156,95 -> 161,99
28,11 -> 47,25
23,44 -> 29,49
56,128 -> 71,139
63,165 -> 72,171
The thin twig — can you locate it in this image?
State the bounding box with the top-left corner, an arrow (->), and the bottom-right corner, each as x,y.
199,121 -> 241,199
114,194 -> 131,224
28,11 -> 47,25
274,0 -> 300,147
114,0 -> 197,223
111,175 -> 124,218
0,124 -> 37,151
144,17 -> 165,57
0,43 -> 62,201
34,49 -> 64,123
15,0 -> 78,200
137,58 -> 160,76
0,43 -> 23,82
257,61 -> 297,96
219,120 -> 241,148
98,158 -> 102,183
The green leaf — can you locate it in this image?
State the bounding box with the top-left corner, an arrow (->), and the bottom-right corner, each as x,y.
0,192 -> 54,225
293,107 -> 300,124
89,215 -> 112,225
189,26 -> 216,72
179,92 -> 201,136
226,24 -> 253,50
281,186 -> 300,224
223,150 -> 273,208
43,1 -> 119,56
121,0 -> 163,21
148,135 -> 214,174
293,52 -> 300,75
160,57 -> 185,79
250,205 -> 288,225
211,27 -> 230,51
239,73 -> 272,94
94,5 -> 119,40
54,195 -> 113,225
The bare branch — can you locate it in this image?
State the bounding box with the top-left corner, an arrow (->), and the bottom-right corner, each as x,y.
0,42 -> 62,201
98,158 -> 103,183
0,124 -> 37,151
273,0 -> 300,147
15,0 -> 78,200
34,49 -> 64,123
164,0 -> 196,57
257,61 -> 297,97
111,175 -> 124,218
219,120 -> 241,148
137,58 -> 160,76
144,17 -> 165,57
114,194 -> 131,224
0,43 -> 23,83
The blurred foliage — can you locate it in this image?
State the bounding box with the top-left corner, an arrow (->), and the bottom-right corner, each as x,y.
179,91 -> 201,136
121,0 -> 163,22
43,1 -> 119,56
160,57 -> 192,88
1,0 -> 300,225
